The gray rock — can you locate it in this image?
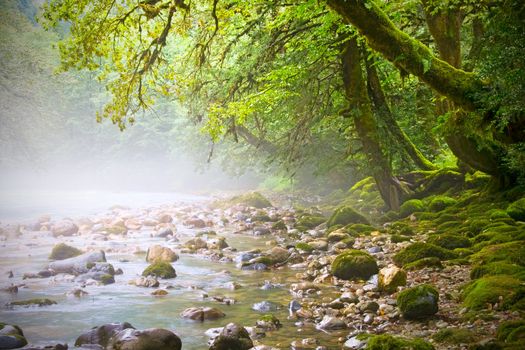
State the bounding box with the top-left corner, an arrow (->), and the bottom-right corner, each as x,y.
75,322 -> 135,348
48,251 -> 106,275
209,323 -> 253,350
343,336 -> 366,349
110,328 -> 181,350
240,263 -> 267,271
181,307 -> 225,321
316,315 -> 346,330
51,220 -> 78,237
252,301 -> 282,312
155,227 -> 174,238
0,323 -> 27,349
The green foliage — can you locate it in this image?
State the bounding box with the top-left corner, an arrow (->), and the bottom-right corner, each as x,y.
49,243 -> 82,260
142,261 -> 176,279
399,199 -> 425,217
397,284 -> 439,320
365,334 -> 435,350
327,206 -> 369,228
393,242 -> 457,267
331,249 -> 378,280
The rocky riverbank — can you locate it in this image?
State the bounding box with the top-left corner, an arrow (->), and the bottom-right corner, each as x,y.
0,186 -> 524,349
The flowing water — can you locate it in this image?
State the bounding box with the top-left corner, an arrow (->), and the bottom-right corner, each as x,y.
0,191 -> 344,349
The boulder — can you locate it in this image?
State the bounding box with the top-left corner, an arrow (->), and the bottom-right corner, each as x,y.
184,237 -> 208,250
331,250 -> 378,280
207,237 -> 229,250
378,266 -> 407,294
209,323 -> 253,350
49,243 -> 82,260
146,245 -> 179,263
317,315 -> 346,330
110,328 -> 181,350
158,214 -> 173,223
133,276 -> 159,288
48,251 -> 106,275
155,227 -> 174,238
308,240 -> 328,251
75,322 -> 135,348
0,323 -> 28,349
251,301 -> 282,312
327,206 -> 369,227
181,307 -> 225,321
397,284 -> 439,320
51,220 -> 78,237
266,246 -> 289,264
142,262 -> 176,279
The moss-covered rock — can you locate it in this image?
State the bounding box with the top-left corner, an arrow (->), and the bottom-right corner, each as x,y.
471,261 -> 524,280
468,219 -> 490,236
331,249 -> 378,280
271,220 -> 287,231
327,230 -> 351,243
393,242 -> 457,267
295,214 -> 325,229
507,198 -> 525,222
347,223 -> 375,234
428,195 -> 457,212
399,199 -> 425,217
327,206 -> 369,228
9,298 -> 57,307
49,243 -> 82,260
432,328 -> 476,344
364,334 -> 435,350
397,284 -> 439,320
0,322 -> 28,348
497,320 -> 525,342
295,242 -> 314,252
427,233 -> 471,250
489,209 -> 511,220
142,262 -> 176,279
219,192 -> 272,209
462,275 -> 525,310
470,241 -> 525,266
391,234 -> 411,243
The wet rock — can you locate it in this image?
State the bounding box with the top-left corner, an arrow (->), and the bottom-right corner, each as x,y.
0,323 -> 28,349
289,300 -> 302,313
181,307 -> 226,321
49,243 -> 82,260
235,252 -> 258,263
317,315 -> 346,330
209,323 -> 253,350
330,250 -> 378,280
76,272 -> 114,285
146,245 -> 179,263
240,263 -> 267,271
184,237 -> 208,250
397,284 -> 439,320
110,328 -> 181,350
308,240 -> 328,251
253,227 -> 270,236
290,282 -> 319,294
255,315 -> 281,331
75,322 -> 135,348
266,246 -> 289,263
339,292 -> 359,304
226,282 -> 242,290
133,276 -> 159,288
290,338 -> 319,350
378,266 -> 407,294
260,281 -> 281,290
48,251 -> 106,275
184,218 -> 206,228
67,288 -> 88,297
142,262 -> 176,279
2,284 -> 18,294
8,298 -> 57,307
207,237 -> 229,250
252,301 -> 283,312
51,220 -> 78,237
155,227 -> 174,238
151,289 -> 168,296
343,336 -> 366,349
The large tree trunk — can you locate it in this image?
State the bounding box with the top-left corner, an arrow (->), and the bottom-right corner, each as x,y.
342,37 -> 408,210
364,55 -> 437,171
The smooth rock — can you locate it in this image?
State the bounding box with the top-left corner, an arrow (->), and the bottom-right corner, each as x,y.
146,245 -> 179,263
75,322 -> 135,348
181,307 -> 225,321
110,328 -> 181,350
48,251 -> 106,275
209,323 -> 253,350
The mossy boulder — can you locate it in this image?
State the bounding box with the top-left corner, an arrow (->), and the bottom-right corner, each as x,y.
428,195 -> 457,212
462,275 -> 525,310
364,334 -> 435,350
9,298 -> 57,307
399,199 -> 425,217
470,241 -> 525,266
295,242 -> 314,252
390,234 -> 411,243
295,214 -> 325,230
331,249 -> 378,280
432,328 -> 476,344
327,206 -> 369,228
489,209 -> 511,220
497,320 -> 525,343
393,242 -> 457,267
347,223 -> 375,234
49,243 -> 82,260
271,220 -> 287,231
397,284 -> 439,320
471,261 -> 524,280
427,233 -> 471,250
222,192 -> 272,209
142,262 -> 176,279
507,198 -> 525,221
0,322 -> 28,349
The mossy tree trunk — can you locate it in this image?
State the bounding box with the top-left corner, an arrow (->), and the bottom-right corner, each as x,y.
363,55 -> 437,171
342,37 -> 408,210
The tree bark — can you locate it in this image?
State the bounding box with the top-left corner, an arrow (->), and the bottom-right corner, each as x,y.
364,56 -> 437,171
342,37 -> 408,210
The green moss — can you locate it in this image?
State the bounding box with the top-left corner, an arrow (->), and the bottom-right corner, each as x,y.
404,257 -> 443,270
462,275 -> 525,310
489,209 -> 511,220
295,214 -> 325,229
497,320 -> 525,342
416,212 -> 438,221
327,206 -> 369,228
507,198 -> 525,221
331,249 -> 378,280
397,284 -> 439,320
350,176 -> 375,192
218,192 -> 272,209
470,261 -> 524,280
427,233 -> 471,249
252,210 -> 272,222
347,223 -> 375,234
434,213 -> 459,225
99,274 -> 115,285
49,243 -> 82,260
295,242 -> 314,252
468,219 -> 490,236
470,241 -> 525,266
365,334 -> 435,350
399,199 -> 425,217
252,256 -> 274,265
341,237 -> 356,247
271,220 -> 287,231
391,234 -> 411,243
327,230 -> 351,242
432,328 -> 476,344
10,298 -> 57,307
142,261 -> 176,279
325,224 -> 343,234
428,195 -> 458,212
393,242 -> 457,267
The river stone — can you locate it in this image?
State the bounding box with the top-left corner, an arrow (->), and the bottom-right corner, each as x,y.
158,214 -> 173,223
184,237 -> 208,250
253,227 -> 270,236
124,218 -> 142,230
397,284 -> 439,320
133,276 -> 159,288
209,323 -> 253,350
155,227 -> 174,238
51,220 -> 79,237
308,240 -> 328,251
316,315 -> 346,330
48,251 -> 106,275
252,301 -> 283,312
0,323 -> 28,349
110,328 -> 181,350
267,246 -> 289,263
240,263 -> 267,271
75,322 -> 135,348
343,336 -> 366,349
378,266 -> 407,294
330,250 -> 378,280
181,307 -> 225,321
21,344 -> 71,350
184,218 -> 206,228
146,245 -> 179,263
207,237 -> 229,250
